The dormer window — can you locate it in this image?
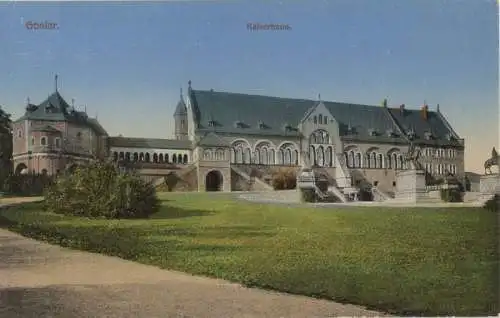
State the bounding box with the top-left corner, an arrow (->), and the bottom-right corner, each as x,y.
446,133 -> 455,141
407,129 -> 416,140
386,129 -> 396,137
234,120 -> 244,128
283,123 -> 293,132
257,121 -> 265,129
346,125 -> 355,135
424,131 -> 433,140
368,128 -> 378,136
208,120 -> 216,127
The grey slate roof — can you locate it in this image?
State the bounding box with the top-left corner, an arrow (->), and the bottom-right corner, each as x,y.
188,88 -> 460,146
174,98 -> 187,116
195,132 -> 230,147
387,108 -> 461,146
15,91 -> 108,136
108,136 -> 192,150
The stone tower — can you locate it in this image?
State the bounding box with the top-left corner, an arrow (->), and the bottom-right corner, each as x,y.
174,88 -> 188,140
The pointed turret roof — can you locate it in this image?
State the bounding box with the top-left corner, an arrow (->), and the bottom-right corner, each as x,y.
174,88 -> 187,116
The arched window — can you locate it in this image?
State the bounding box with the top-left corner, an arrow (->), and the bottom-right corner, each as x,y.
159,153 -> 164,163
125,152 -> 131,161
269,149 -> 275,165
377,153 -> 383,168
145,153 -> 150,162
309,146 -> 316,166
243,148 -> 251,164
165,154 -> 169,163
294,150 -> 299,165
313,116 -> 318,124
183,154 -> 188,164
153,153 -> 158,163
316,146 -> 324,167
318,114 -> 323,125
355,152 -> 362,168
40,136 -> 47,146
324,116 -> 328,125
284,148 -> 292,165
230,148 -> 236,163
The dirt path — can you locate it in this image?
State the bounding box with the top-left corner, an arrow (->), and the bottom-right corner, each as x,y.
0,201 -> 385,318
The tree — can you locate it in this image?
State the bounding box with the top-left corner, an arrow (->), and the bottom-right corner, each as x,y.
0,106 -> 12,190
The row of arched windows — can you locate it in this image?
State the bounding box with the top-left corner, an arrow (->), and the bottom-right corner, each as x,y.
203,148 -> 226,161
230,141 -> 299,165
112,151 -> 189,164
344,150 -> 406,170
309,145 -> 334,167
425,163 -> 458,175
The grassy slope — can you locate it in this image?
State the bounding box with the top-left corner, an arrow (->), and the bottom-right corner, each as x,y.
0,192 -> 498,316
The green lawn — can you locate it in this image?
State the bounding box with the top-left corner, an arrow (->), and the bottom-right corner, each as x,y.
0,192 -> 498,316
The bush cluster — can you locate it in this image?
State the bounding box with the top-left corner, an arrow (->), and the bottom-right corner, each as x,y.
271,168 -> 297,190
440,188 -> 463,203
44,161 -> 160,219
300,188 -> 316,202
3,173 -> 53,196
484,194 -> 499,212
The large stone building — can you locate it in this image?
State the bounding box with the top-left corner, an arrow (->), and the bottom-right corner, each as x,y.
11,79 -> 465,197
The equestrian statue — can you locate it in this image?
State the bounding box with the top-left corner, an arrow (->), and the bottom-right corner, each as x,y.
404,142 -> 422,170
484,147 -> 499,175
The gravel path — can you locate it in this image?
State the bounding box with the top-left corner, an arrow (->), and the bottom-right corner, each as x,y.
0,202 -> 384,318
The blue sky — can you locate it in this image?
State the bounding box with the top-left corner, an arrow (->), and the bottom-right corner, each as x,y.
0,0 -> 497,172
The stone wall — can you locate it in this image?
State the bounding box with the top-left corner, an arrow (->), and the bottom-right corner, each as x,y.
480,174 -> 500,195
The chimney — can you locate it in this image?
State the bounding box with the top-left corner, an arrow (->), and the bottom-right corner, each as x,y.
399,104 -> 405,114
421,103 -> 429,120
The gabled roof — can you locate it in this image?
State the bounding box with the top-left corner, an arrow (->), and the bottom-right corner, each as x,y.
15,91 -> 108,136
387,107 -> 461,146
188,88 -> 460,145
108,136 -> 192,150
188,89 -> 405,141
196,132 -> 230,147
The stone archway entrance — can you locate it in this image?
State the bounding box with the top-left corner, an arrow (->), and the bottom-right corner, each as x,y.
205,170 -> 223,192
15,163 -> 28,175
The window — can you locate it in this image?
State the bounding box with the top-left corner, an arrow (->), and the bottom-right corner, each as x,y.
55,138 -> 61,148
76,132 -> 82,140
181,120 -> 185,129
318,114 -> 323,124
313,116 -> 317,124
17,130 -> 22,138
323,116 -> 328,124
31,137 -> 35,145
40,137 -> 47,146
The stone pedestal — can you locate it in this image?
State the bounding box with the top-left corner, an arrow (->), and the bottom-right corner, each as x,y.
479,174 -> 500,196
395,169 -> 427,202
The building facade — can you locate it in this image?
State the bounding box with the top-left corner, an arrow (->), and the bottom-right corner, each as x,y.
11,80 -> 465,195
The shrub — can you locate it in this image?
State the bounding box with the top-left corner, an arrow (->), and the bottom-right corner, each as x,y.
484,194 -> 499,212
300,188 -> 316,203
271,168 -> 297,190
3,173 -> 53,196
440,188 -> 463,203
44,161 -> 160,219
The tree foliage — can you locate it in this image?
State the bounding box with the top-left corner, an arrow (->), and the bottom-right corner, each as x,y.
0,106 -> 12,190
44,161 -> 160,219
271,167 -> 297,190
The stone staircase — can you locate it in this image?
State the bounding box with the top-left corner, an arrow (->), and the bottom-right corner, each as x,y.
231,165 -> 273,191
